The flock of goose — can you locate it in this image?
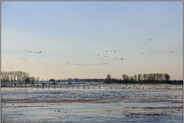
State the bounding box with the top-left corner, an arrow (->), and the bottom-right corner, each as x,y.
3,38 -> 176,69
24,50 -> 42,54
139,39 -> 175,55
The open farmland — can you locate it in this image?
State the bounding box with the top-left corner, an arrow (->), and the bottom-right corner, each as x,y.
1,84 -> 183,123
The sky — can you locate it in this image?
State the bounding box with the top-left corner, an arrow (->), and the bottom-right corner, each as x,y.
1,1 -> 183,80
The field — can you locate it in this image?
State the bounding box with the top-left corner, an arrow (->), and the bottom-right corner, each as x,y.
1,84 -> 183,123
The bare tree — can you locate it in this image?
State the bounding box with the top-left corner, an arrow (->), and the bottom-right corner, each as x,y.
122,74 -> 128,81
138,74 -> 142,81
106,74 -> 112,83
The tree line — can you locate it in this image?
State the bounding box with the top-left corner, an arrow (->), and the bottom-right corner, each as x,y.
1,71 -> 182,87
122,73 -> 170,82
1,71 -> 37,86
105,73 -> 182,84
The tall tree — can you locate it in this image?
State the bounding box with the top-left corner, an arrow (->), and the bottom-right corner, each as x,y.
165,74 -> 170,82
106,74 -> 112,83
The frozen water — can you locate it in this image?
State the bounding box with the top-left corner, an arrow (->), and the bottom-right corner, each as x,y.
1,84 -> 183,123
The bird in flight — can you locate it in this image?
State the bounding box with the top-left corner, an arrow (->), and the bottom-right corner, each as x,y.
24,50 -> 43,54
24,50 -> 32,53
170,51 -> 175,53
148,39 -> 152,41
21,58 -> 27,61
120,58 -> 123,60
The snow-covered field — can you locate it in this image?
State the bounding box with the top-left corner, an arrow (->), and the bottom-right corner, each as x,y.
1,84 -> 183,123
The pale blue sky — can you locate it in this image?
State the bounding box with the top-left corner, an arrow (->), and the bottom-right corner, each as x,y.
2,2 -> 182,80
